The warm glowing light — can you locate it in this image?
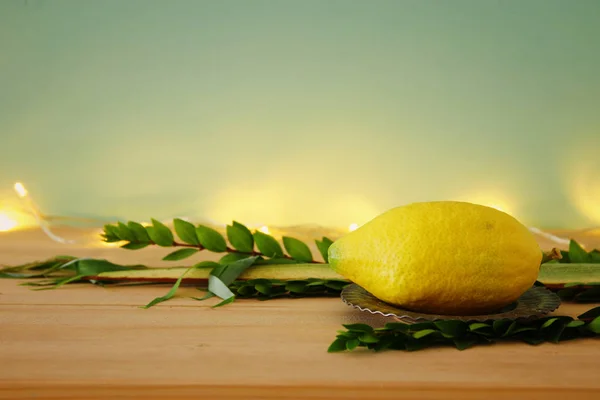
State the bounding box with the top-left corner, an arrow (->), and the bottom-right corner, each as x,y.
14,182 -> 27,198
101,241 -> 122,248
486,204 -> 508,213
568,154 -> 600,225
349,223 -> 359,232
456,192 -> 514,216
259,226 -> 270,234
0,212 -> 18,232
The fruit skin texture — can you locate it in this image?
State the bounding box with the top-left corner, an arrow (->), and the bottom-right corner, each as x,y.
328,201 -> 542,315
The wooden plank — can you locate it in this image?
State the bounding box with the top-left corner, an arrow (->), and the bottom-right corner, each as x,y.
1,280 -> 600,399
1,384 -> 600,400
1,228 -> 600,399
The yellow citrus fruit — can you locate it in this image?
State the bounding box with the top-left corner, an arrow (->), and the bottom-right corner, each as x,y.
328,201 -> 542,315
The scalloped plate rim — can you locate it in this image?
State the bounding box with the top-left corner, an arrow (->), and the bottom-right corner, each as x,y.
340,284 -> 562,323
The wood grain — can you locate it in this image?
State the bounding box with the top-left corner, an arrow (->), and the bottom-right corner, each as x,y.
1,227 -> 600,400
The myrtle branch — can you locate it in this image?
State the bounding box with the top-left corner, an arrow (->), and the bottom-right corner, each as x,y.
101,218 -> 333,265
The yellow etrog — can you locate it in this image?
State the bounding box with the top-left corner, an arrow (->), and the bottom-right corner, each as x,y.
328,201 -> 542,315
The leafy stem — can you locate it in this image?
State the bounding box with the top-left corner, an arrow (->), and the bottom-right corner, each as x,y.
150,239 -> 313,264
329,307 -> 600,353
102,218 -> 334,264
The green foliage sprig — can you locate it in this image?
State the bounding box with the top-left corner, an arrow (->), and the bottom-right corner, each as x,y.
549,239 -> 600,302
556,240 -> 600,264
100,218 -> 340,307
217,278 -> 348,300
0,252 -> 349,308
329,307 -> 600,353
102,219 -> 334,264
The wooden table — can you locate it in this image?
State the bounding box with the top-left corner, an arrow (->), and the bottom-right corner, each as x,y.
1,228 -> 600,399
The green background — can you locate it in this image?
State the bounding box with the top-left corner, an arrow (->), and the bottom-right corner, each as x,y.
1,0 -> 599,229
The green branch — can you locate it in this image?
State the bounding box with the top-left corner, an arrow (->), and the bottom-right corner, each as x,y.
102,219 -> 334,265
329,307 -> 600,352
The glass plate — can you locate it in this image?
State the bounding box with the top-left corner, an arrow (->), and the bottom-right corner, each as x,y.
341,284 -> 561,323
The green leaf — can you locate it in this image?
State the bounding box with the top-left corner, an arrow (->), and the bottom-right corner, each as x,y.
193,261 -> 222,269
522,334 -> 545,345
142,268 -> 190,309
117,222 -> 137,242
569,240 -> 590,263
127,221 -> 151,242
545,321 -> 567,343
469,323 -> 491,332
412,329 -> 439,339
346,338 -> 360,351
227,222 -> 254,253
173,218 -> 200,245
590,250 -> 600,263
315,237 -> 334,263
409,322 -> 436,331
541,318 -> 559,329
557,287 -> 578,300
502,321 -> 519,337
574,287 -> 600,303
588,317 -> 600,333
383,322 -> 410,332
510,326 -> 538,335
373,337 -> 396,351
192,290 -> 215,301
253,231 -> 284,258
327,338 -> 348,352
577,306 -> 600,321
146,219 -> 174,247
121,242 -> 149,250
162,248 -> 199,261
52,274 -> 85,288
103,224 -> 120,241
236,284 -> 257,296
342,324 -> 374,333
492,319 -> 512,335
285,281 -> 307,293
453,337 -> 479,350
75,259 -> 141,276
207,275 -> 235,300
212,296 -> 236,308
359,333 -> 380,344
282,237 -> 313,262
324,281 -> 348,291
434,320 -> 467,338
219,253 -> 250,265
195,225 -> 227,252
566,320 -> 585,328
255,281 -> 272,295
337,330 -> 358,338
211,256 -> 259,287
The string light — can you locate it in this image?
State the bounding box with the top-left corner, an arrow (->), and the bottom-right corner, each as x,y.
3,183 -> 598,249
527,227 -> 571,246
14,182 -> 27,197
13,181 -> 75,244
